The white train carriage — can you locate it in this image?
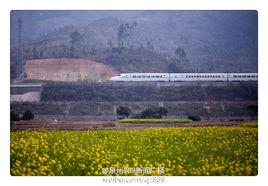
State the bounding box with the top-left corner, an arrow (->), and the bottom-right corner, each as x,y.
109,73 -> 169,82
227,73 -> 258,81
109,73 -> 258,82
170,73 -> 227,82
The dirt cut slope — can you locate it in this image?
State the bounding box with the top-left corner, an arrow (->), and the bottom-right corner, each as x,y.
25,58 -> 118,82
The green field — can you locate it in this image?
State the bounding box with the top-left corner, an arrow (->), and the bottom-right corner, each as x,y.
10,125 -> 257,176
118,118 -> 192,123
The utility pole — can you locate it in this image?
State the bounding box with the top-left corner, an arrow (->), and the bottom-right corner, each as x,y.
17,17 -> 23,79
197,61 -> 200,74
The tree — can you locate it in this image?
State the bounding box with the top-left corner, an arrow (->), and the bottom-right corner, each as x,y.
69,31 -> 83,58
168,62 -> 177,73
139,107 -> 168,119
33,48 -> 39,59
70,31 -> 83,45
168,47 -> 191,73
187,115 -> 201,121
90,45 -> 96,56
108,40 -> 113,48
146,40 -> 154,50
22,110 -> 34,120
11,110 -> 20,121
175,47 -> 187,62
247,105 -> 258,120
39,51 -> 43,58
117,22 -> 137,47
116,106 -> 131,119
69,45 -> 75,58
158,107 -> 168,118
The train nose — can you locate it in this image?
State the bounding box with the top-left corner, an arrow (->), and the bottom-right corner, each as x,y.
109,76 -> 118,81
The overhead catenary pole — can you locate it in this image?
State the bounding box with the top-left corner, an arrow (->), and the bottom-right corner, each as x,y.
17,17 -> 23,79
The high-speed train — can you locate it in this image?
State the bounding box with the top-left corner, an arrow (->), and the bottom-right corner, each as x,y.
109,73 -> 258,82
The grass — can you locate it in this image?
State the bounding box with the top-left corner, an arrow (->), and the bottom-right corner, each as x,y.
239,121 -> 258,128
118,118 -> 192,124
11,126 -> 257,176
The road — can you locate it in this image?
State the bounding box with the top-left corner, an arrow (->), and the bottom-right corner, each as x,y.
11,120 -> 243,131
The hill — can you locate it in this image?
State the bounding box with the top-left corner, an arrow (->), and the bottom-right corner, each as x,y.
11,11 -> 258,80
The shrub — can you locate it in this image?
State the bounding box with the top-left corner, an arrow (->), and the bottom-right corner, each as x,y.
22,110 -> 34,120
187,115 -> 201,121
158,107 -> 168,118
11,110 -> 20,121
116,106 -> 131,119
139,107 -> 168,119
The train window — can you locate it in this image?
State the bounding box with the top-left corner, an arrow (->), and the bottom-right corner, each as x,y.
247,75 -> 250,78
151,76 -> 155,78
133,76 -> 136,78
156,76 -> 159,78
186,75 -> 188,78
142,76 -> 145,78
234,75 -> 237,78
137,76 -> 141,78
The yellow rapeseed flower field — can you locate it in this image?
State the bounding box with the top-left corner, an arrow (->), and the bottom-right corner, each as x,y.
10,125 -> 257,176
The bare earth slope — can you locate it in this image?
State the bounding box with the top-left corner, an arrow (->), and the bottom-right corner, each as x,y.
25,58 -> 118,82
